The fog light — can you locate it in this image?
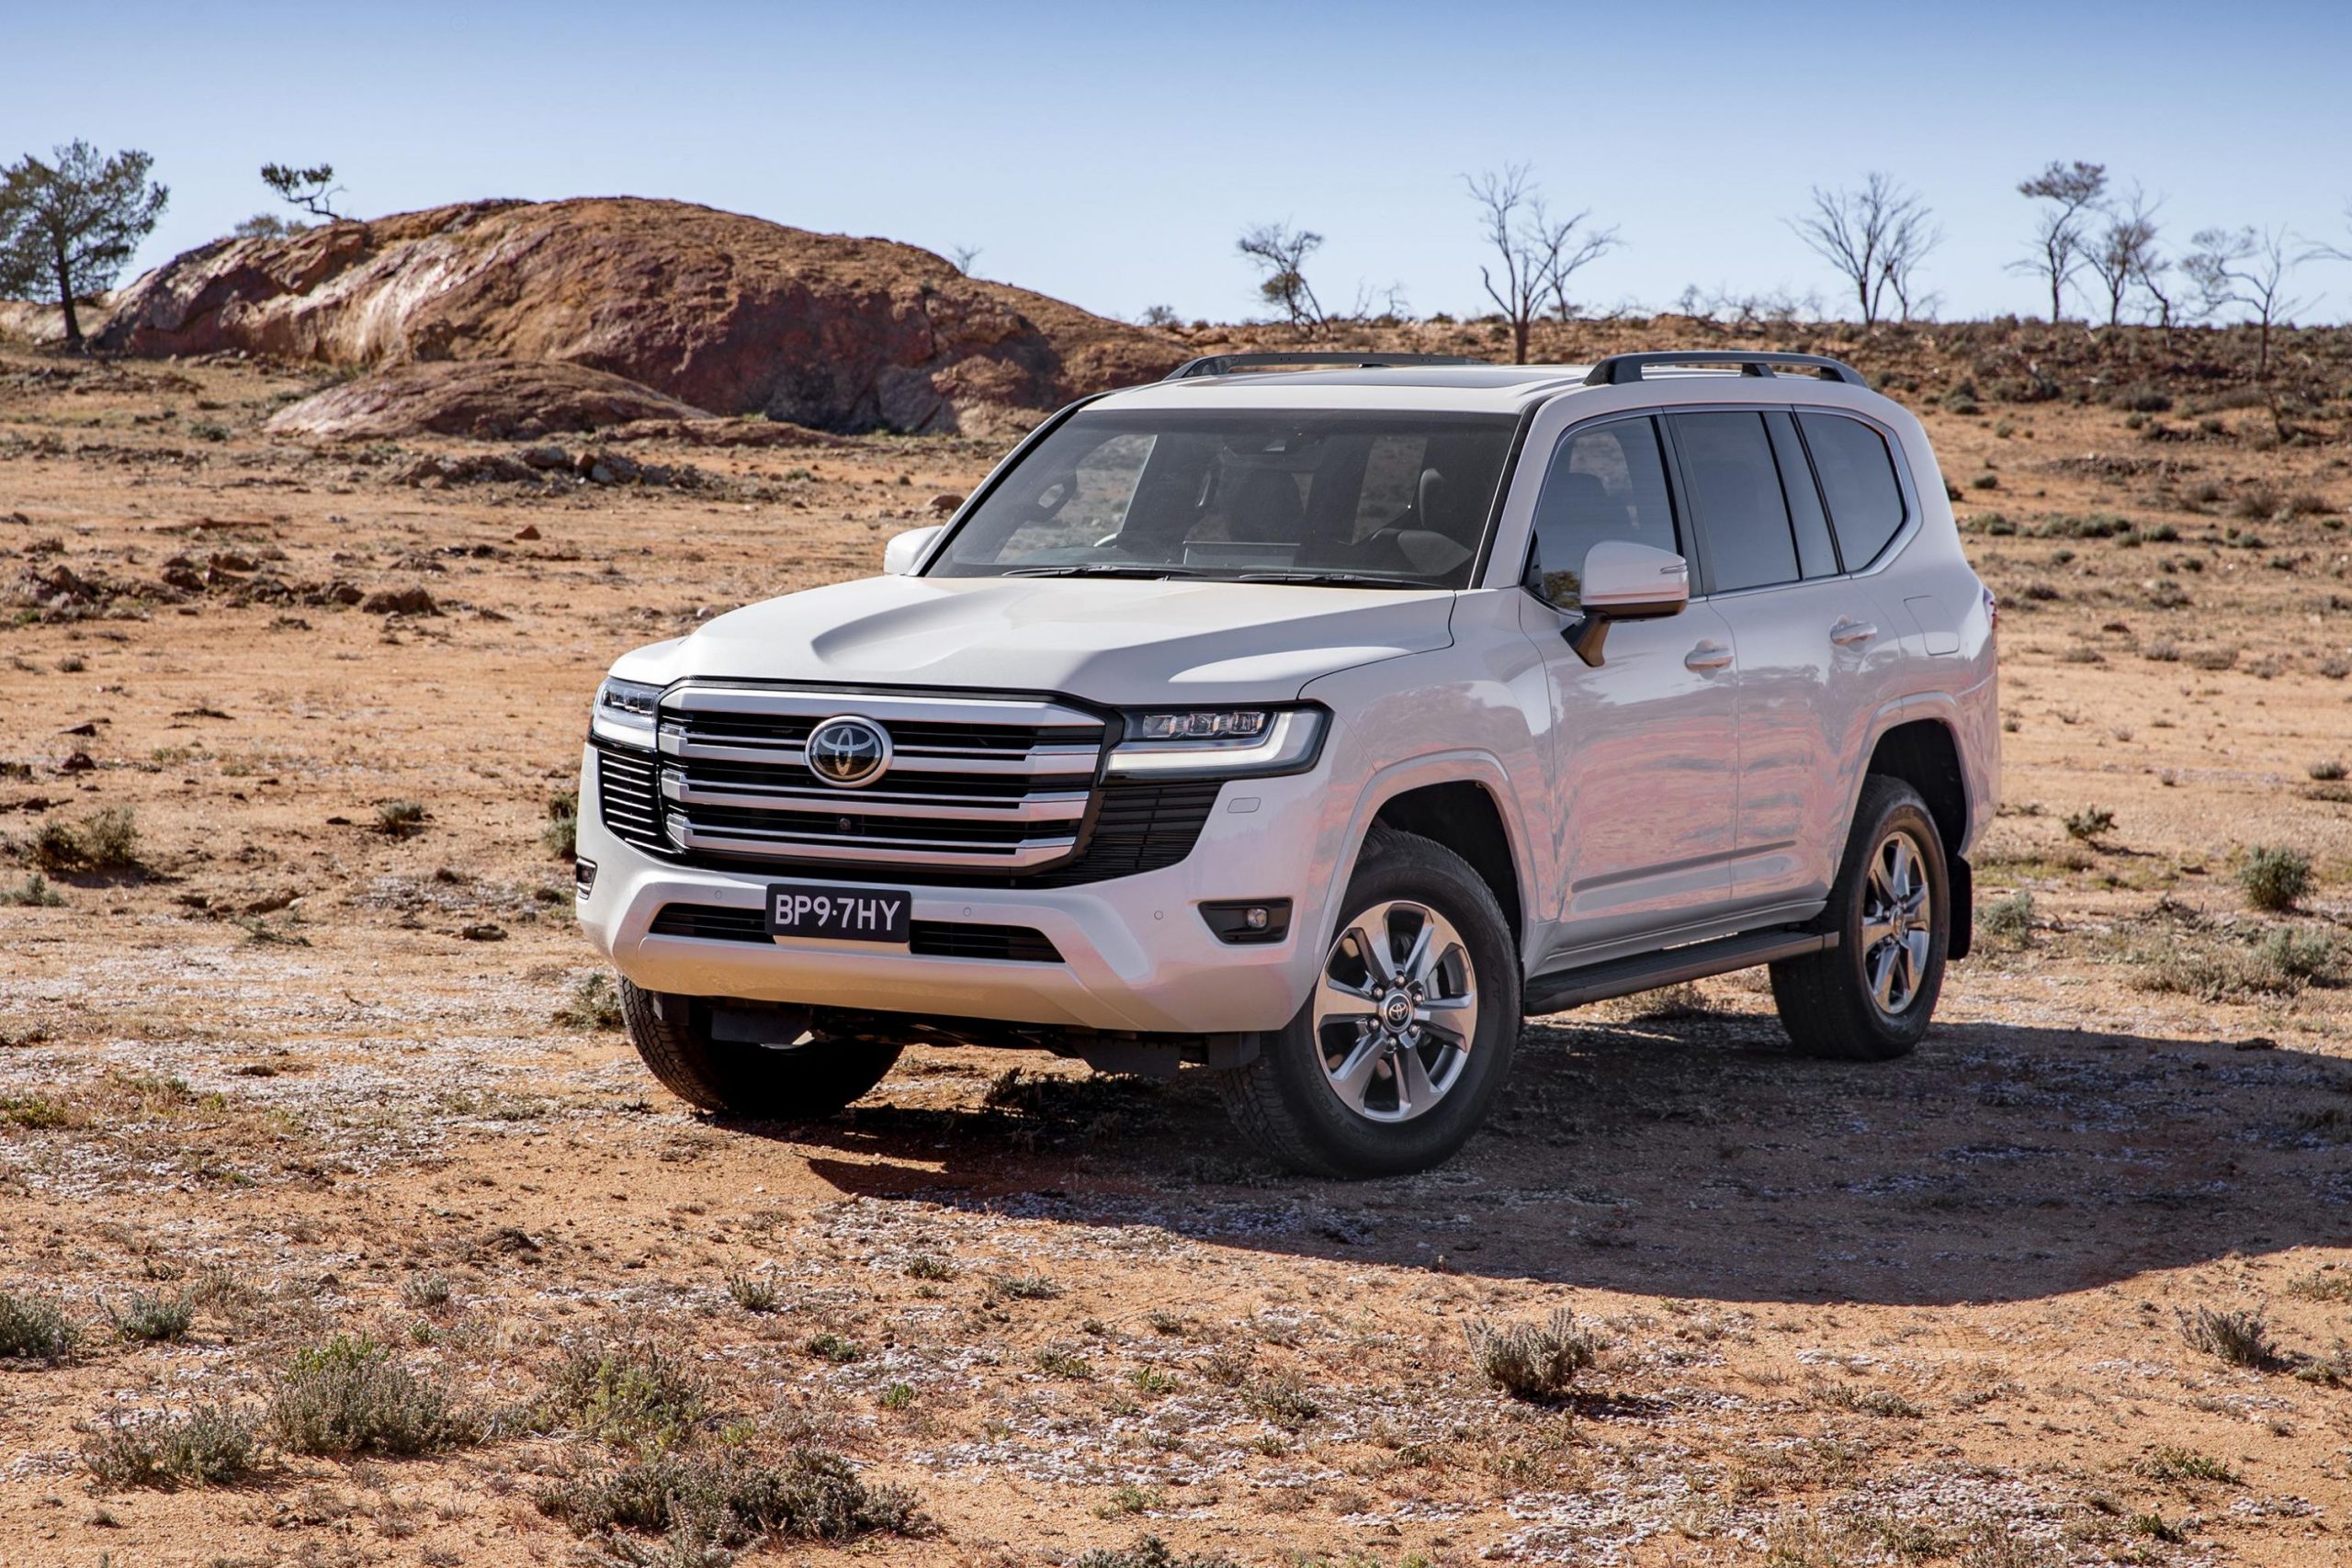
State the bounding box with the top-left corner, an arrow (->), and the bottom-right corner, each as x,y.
1201,899 -> 1291,944
574,857 -> 598,897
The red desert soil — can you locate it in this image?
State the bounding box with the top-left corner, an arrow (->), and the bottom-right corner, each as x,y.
1,321 -> 2349,1567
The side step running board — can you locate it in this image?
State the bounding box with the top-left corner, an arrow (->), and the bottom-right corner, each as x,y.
1522,927 -> 1838,1016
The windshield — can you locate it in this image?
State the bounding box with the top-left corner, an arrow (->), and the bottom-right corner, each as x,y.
929,409 -> 1519,588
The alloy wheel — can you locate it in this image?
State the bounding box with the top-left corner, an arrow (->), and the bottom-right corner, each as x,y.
1312,899 -> 1478,1123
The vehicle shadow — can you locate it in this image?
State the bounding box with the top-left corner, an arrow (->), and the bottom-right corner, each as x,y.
748,1008 -> 2351,1307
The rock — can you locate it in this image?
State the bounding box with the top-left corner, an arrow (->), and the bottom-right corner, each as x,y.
584,451 -> 641,486
95,197 -> 1186,433
927,492 -> 964,514
518,445 -> 571,470
359,586 -> 437,615
58,750 -> 95,773
457,922 -> 507,942
265,359 -> 711,442
514,525 -> 541,540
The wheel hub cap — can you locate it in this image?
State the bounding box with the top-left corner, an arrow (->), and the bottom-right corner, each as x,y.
1313,899 -> 1479,1124
1860,827 -> 1934,1016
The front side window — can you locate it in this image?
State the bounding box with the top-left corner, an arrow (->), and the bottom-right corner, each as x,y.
1524,416 -> 1678,608
1668,412 -> 1800,594
931,410 -> 1520,588
1799,412 -> 1908,569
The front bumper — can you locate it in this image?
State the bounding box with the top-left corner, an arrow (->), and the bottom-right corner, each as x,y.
573,744 -> 1337,1034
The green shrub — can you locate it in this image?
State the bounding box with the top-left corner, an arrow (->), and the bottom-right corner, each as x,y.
1979,890 -> 2034,946
110,1289 -> 193,1343
2143,1446 -> 2239,1484
726,1272 -> 783,1314
29,807 -> 140,874
542,789 -> 579,858
82,1404 -> 257,1488
0,1291 -> 78,1361
2063,807 -> 2115,842
546,1340 -> 707,1451
1464,1309 -> 1600,1401
266,1335 -> 476,1456
2238,846 -> 2312,911
0,874 -> 64,907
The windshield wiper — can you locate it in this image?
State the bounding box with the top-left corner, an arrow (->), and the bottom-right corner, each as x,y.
1235,571 -> 1439,590
1002,564 -> 1204,579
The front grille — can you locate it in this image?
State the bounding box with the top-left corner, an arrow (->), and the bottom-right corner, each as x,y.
597,745 -> 663,852
655,687 -> 1105,872
595,689 -> 1220,886
647,901 -> 1062,963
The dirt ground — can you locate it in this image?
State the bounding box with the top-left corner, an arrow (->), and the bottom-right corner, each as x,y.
2,341 -> 2349,1568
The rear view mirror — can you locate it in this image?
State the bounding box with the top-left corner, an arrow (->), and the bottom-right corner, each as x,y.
1563,540 -> 1689,666
883,525 -> 942,575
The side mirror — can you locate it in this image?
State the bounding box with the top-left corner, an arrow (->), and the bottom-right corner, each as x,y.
1561,540 -> 1689,666
883,525 -> 942,575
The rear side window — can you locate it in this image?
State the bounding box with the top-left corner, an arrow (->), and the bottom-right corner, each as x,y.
1667,412 -> 1799,594
1764,412 -> 1839,579
1799,413 -> 1907,569
1525,416 -> 1678,608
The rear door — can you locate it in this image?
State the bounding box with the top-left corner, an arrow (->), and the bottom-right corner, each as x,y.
1664,408 -> 1898,913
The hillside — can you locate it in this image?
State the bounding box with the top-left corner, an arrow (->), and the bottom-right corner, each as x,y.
85,197 -> 1187,434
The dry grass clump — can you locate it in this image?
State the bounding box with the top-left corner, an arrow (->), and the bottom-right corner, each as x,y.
1978,889 -> 2034,946
0,872 -> 64,906
2237,845 -> 2312,911
1807,1378 -> 1927,1418
554,971 -> 623,1031
542,788 -> 579,858
1464,1308 -> 1600,1401
2286,1269 -> 2352,1303
0,1291 -> 78,1362
29,806 -> 140,874
2142,1445 -> 2240,1484
82,1404 -> 258,1489
266,1334 -> 478,1456
1076,1540 -> 1245,1568
2177,1305 -> 2279,1371
374,799 -> 429,838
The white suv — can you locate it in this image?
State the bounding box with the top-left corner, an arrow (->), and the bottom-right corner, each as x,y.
575,351 -> 1998,1177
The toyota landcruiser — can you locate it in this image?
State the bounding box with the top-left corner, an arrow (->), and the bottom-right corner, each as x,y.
575,350 -> 1999,1177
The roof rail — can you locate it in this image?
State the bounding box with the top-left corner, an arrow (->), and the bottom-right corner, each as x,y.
1164,352 -> 1488,380
1583,351 -> 1868,389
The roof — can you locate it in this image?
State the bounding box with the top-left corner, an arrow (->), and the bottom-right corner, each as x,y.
1094,363 -> 1596,414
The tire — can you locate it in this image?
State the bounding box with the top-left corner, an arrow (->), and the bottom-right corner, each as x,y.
619,979 -> 902,1118
1770,775 -> 1951,1061
1214,828 -> 1521,1179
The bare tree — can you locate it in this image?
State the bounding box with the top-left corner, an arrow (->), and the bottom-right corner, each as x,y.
2183,226 -> 2308,378
946,243 -> 981,276
1788,173 -> 1939,326
0,141 -> 169,351
2009,160 -> 2107,322
261,162 -> 345,220
1464,164 -> 1618,363
1236,220 -> 1328,333
2301,200 -> 2352,266
2086,185 -> 2163,329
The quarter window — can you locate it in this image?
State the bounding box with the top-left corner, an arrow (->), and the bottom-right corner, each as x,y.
1765,412 -> 1840,579
1525,417 -> 1678,608
1798,412 -> 1907,569
1668,412 -> 1799,594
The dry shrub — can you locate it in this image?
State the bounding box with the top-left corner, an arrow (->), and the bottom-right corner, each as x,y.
545,1340 -> 707,1451
0,1291 -> 77,1362
2177,1305 -> 2278,1371
536,1443 -> 922,1549
1464,1308 -> 1600,1401
2238,846 -> 2312,911
83,1405 -> 258,1489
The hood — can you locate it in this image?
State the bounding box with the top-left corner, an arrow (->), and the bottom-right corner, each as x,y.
615,575 -> 1456,705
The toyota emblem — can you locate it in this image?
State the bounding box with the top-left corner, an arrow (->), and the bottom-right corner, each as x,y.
805,716 -> 891,788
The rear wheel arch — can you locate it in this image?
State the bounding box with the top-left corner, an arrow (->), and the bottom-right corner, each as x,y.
1860,717 -> 1968,862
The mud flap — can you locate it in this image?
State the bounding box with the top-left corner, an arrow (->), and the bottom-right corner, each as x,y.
1948,855 -> 1973,961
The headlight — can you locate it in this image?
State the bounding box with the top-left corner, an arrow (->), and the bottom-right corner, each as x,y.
1105,705 -> 1327,780
592,677 -> 662,747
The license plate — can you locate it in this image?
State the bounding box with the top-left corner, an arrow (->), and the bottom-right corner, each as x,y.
764,885 -> 911,943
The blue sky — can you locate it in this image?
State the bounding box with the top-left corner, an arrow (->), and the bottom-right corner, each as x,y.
9,0 -> 2350,324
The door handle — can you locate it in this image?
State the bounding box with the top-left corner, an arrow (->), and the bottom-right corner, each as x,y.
1829,618 -> 1878,646
1683,641 -> 1734,672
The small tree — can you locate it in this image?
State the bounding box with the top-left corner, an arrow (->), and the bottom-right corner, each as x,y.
1236,220 -> 1328,333
945,243 -> 981,276
1788,173 -> 1939,327
1465,164 -> 1618,363
260,162 -> 344,221
2010,159 -> 2107,322
2183,226 -> 2308,378
234,213 -> 305,241
0,141 -> 169,351
2086,186 -> 2162,329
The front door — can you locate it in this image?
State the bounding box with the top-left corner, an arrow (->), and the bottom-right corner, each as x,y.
1520,413 -> 1740,957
